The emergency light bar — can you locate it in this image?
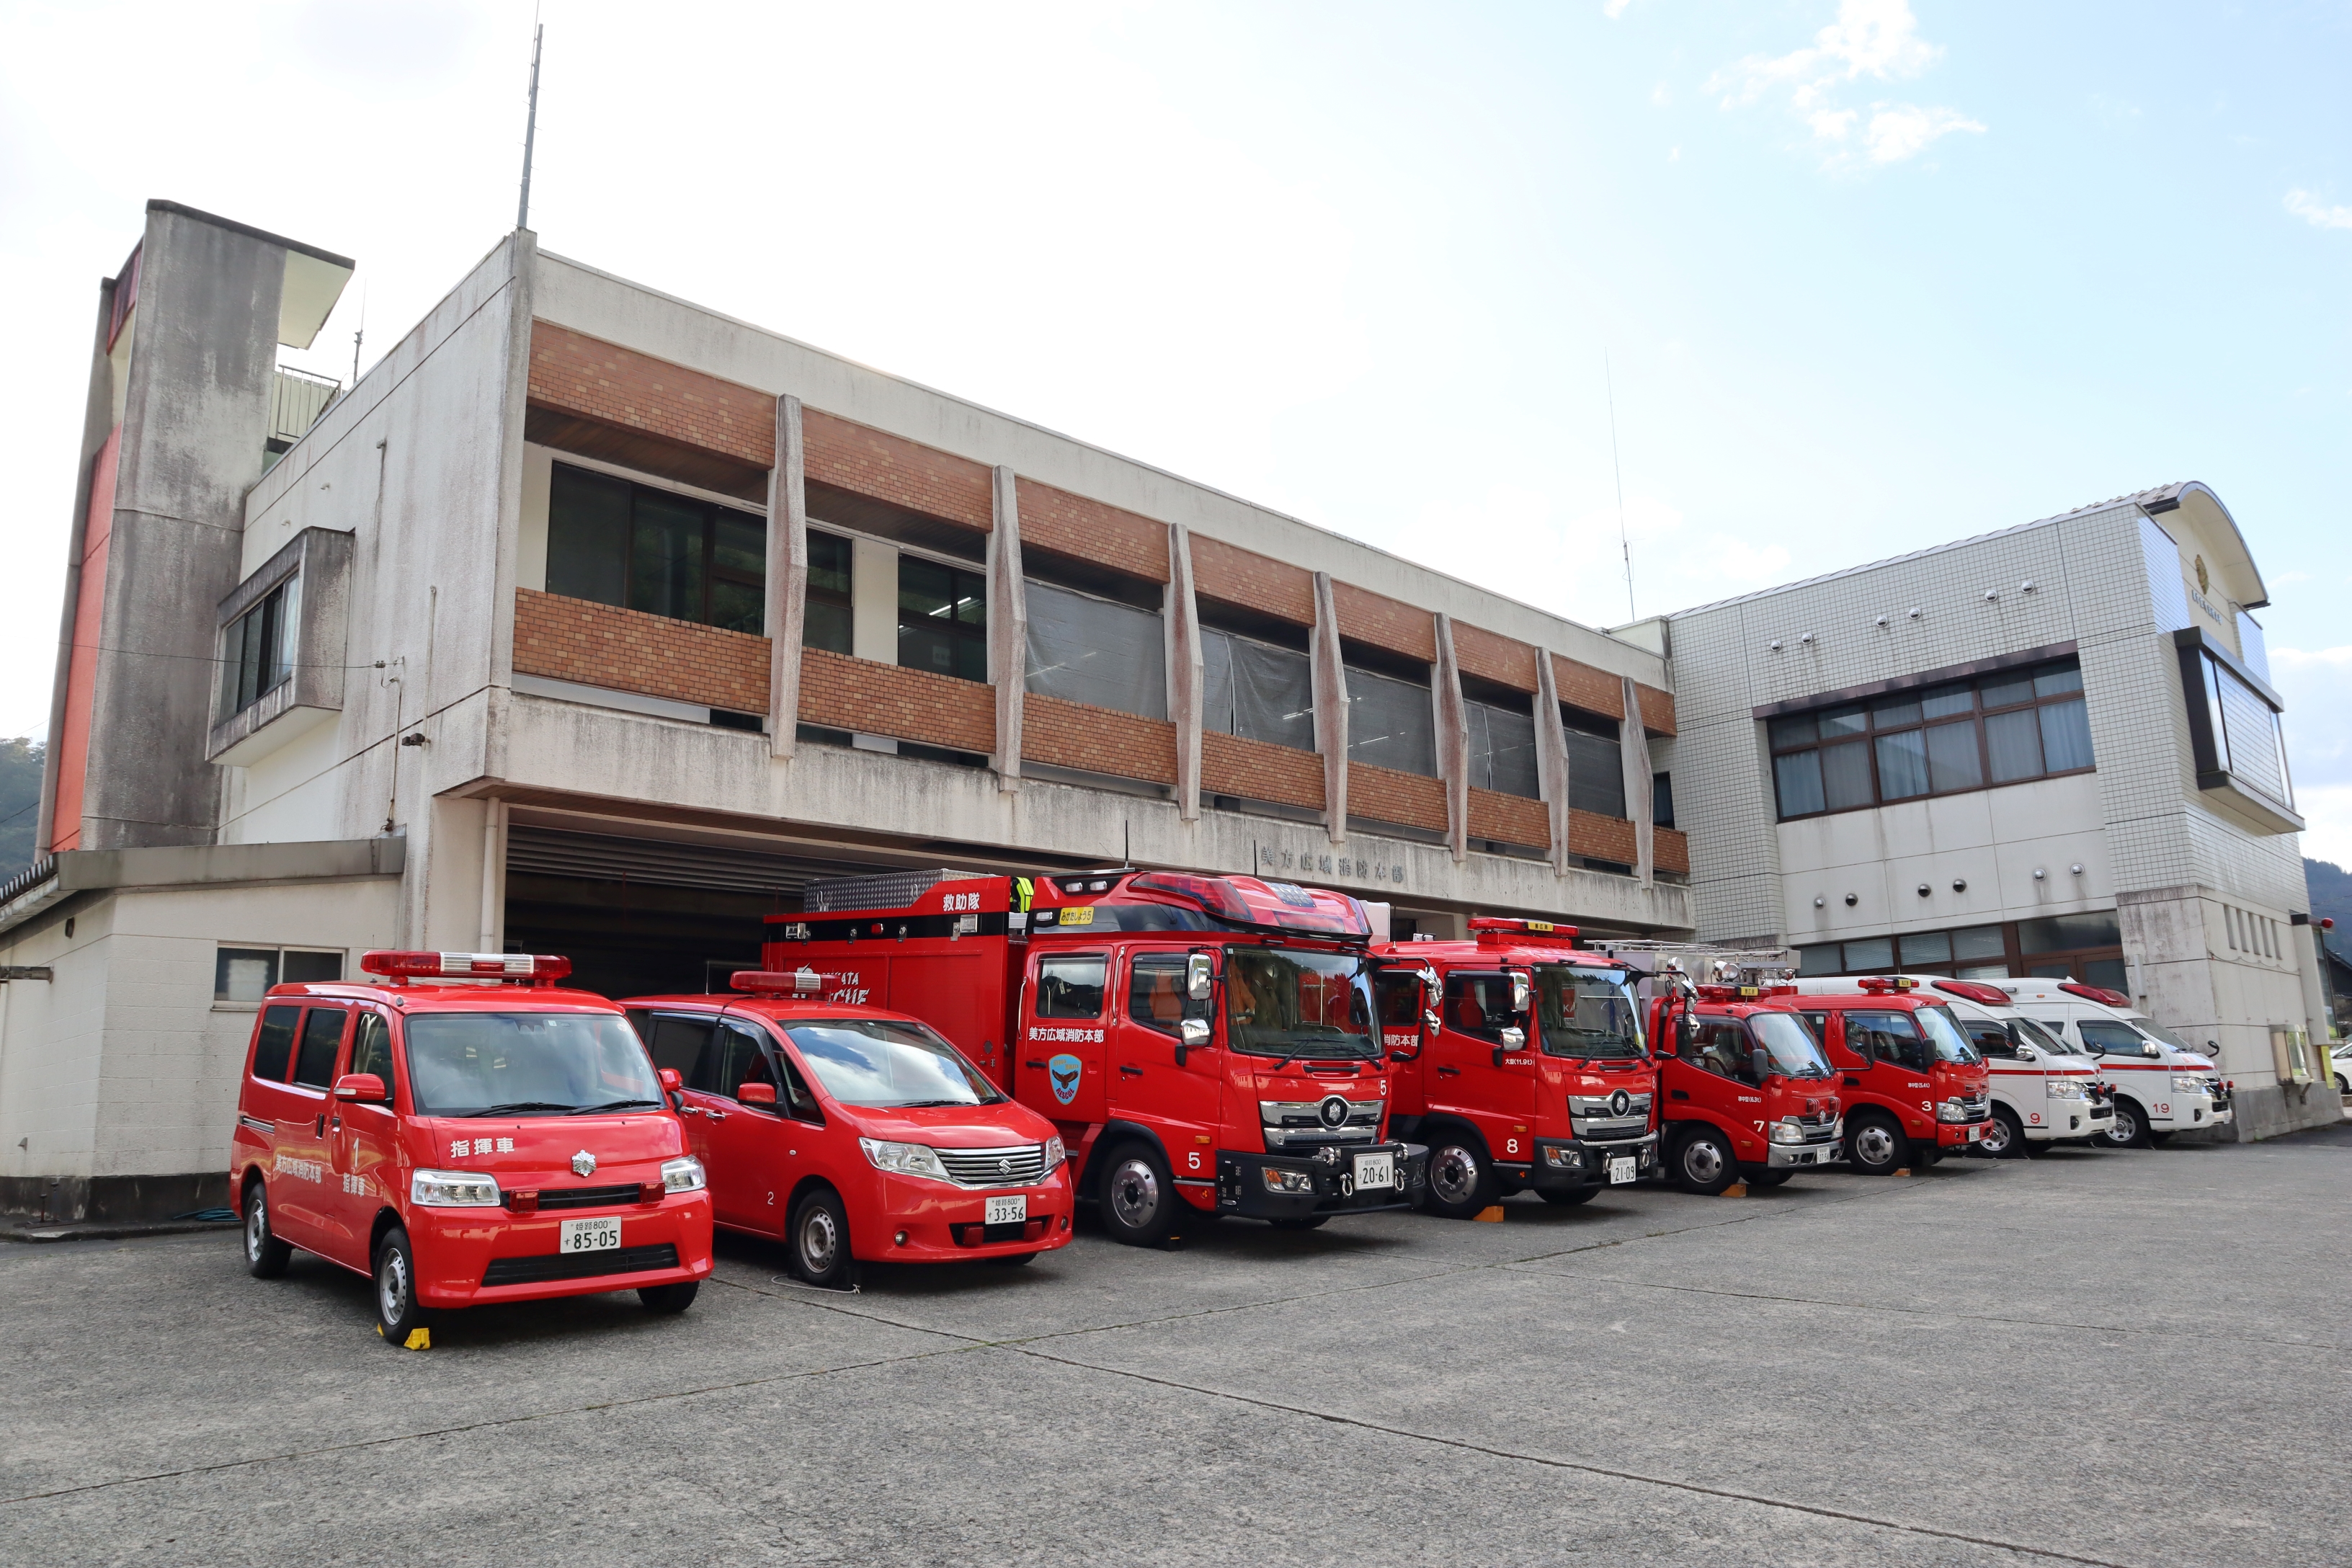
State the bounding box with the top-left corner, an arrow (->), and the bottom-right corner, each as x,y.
1934,979 -> 2013,1007
1128,873 -> 1252,924
1468,917 -> 1580,945
731,968 -> 832,996
2059,982 -> 2131,1007
360,951 -> 571,982
1853,976 -> 1918,993
1697,982 -> 1794,1002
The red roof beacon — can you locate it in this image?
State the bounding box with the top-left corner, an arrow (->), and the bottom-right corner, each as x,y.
228,951 -> 713,1345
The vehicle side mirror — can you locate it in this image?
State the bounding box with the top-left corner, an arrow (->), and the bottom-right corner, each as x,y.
2142,1042 -> 2161,1059
2015,1045 -> 2036,1062
1509,973 -> 1531,1014
333,1072 -> 386,1102
737,1081 -> 778,1108
1176,1016 -> 1210,1064
1678,1015 -> 1696,1051
1422,1007 -> 1440,1044
1750,1048 -> 1773,1084
1186,951 -> 1214,1002
1494,1025 -> 1525,1067
657,1067 -> 682,1092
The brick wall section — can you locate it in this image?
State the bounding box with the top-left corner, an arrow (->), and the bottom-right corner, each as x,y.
528,324 -> 774,468
1017,478 -> 1169,584
1551,654 -> 1626,721
1635,682 -> 1678,736
514,589 -> 770,713
1654,826 -> 1690,876
1569,809 -> 1638,867
1350,761 -> 1448,834
1191,535 -> 1315,625
1020,693 -> 1179,785
1201,731 -> 1324,811
798,647 -> 996,754
1453,623 -> 1539,692
1332,582 -> 1436,663
1468,788 -> 1551,849
803,410 -> 991,531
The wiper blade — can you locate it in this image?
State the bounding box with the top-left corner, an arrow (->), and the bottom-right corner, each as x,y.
891,1099 -> 972,1108
568,1098 -> 663,1115
460,1101 -> 574,1118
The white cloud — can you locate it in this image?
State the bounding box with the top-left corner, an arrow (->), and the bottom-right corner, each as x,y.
2285,190 -> 2352,231
1707,1 -> 1981,168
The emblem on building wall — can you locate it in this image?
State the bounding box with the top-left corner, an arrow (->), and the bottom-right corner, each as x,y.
2194,555 -> 2209,594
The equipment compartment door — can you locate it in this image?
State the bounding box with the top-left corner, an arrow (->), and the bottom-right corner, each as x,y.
1020,951 -> 1108,1123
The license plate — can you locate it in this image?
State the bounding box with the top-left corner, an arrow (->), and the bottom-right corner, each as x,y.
1353,1152 -> 1396,1190
1608,1157 -> 1636,1185
558,1216 -> 620,1253
1965,1125 -> 1981,1141
984,1195 -> 1028,1226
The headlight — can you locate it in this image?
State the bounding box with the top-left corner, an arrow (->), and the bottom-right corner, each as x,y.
2046,1078 -> 2088,1100
1936,1098 -> 1975,1123
859,1138 -> 950,1181
410,1169 -> 500,1207
1043,1134 -> 1066,1168
660,1155 -> 706,1193
1768,1119 -> 1807,1144
1261,1167 -> 1316,1193
2170,1075 -> 2209,1093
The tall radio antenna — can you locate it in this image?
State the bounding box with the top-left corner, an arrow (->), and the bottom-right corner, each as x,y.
1605,352 -> 1636,623
516,20 -> 544,231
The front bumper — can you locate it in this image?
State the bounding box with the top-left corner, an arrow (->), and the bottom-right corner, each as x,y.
2031,1098 -> 2113,1140
1765,1135 -> 1843,1169
1936,1119 -> 1992,1148
1216,1142 -> 1427,1220
411,1191 -> 715,1307
870,1172 -> 1075,1262
1522,1133 -> 1660,1190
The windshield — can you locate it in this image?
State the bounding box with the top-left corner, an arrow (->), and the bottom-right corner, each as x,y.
405,1012 -> 664,1115
783,1020 -> 1004,1108
1223,946 -> 1377,1060
2129,1016 -> 2199,1055
1749,1012 -> 1832,1078
1533,966 -> 1645,1059
1917,1005 -> 1984,1065
2011,1017 -> 2075,1056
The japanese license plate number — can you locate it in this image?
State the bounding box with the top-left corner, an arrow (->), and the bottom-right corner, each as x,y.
1965,1124 -> 1982,1141
1607,1157 -> 1636,1185
558,1216 -> 620,1253
1353,1152 -> 1396,1190
984,1195 -> 1028,1226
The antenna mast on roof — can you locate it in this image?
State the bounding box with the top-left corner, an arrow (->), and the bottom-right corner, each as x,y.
516,20 -> 544,231
1605,352 -> 1636,623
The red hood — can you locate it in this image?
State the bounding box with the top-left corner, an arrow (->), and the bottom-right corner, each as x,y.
414,1114 -> 687,1182
838,1100 -> 1059,1146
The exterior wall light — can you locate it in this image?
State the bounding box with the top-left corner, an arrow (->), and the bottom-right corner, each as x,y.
1917,883 -> 1932,897
2033,867 -> 2046,881
1844,893 -> 1858,906
2070,863 -> 2085,876
1907,607 -> 1923,618
1983,589 -> 2000,602
1951,878 -> 1967,892
1813,895 -> 1826,908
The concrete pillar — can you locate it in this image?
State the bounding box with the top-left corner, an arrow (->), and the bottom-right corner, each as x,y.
766,394 -> 808,759
1620,675 -> 1654,886
1533,649 -> 1574,878
1433,614 -> 1469,863
1167,524 -> 1204,820
1310,571 -> 1348,843
988,466 -> 1027,789
476,798 -> 509,951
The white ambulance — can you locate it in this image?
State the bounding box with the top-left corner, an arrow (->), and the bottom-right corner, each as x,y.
1990,979 -> 2232,1146
1790,977 -> 2111,1157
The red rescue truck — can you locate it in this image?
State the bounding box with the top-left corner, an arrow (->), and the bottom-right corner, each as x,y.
763,869 -> 1427,1246
230,952 -> 714,1344
618,978 -> 1074,1286
1369,919 -> 1661,1218
1643,977 -> 1845,1194
1784,977 -> 1994,1174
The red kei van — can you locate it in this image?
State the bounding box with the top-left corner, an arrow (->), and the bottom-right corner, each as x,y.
619,981 -> 1074,1286
1646,981 -> 1844,1195
1787,978 -> 1993,1175
230,952 -> 714,1343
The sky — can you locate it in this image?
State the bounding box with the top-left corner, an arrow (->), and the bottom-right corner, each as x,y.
1,1 -> 2346,855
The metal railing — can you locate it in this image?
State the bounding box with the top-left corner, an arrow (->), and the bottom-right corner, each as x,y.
269,367 -> 340,447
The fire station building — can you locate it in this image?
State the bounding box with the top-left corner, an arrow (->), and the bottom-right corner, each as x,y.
0,202 -> 2333,1223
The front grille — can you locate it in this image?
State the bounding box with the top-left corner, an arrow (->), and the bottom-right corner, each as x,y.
524,1183 -> 646,1211
934,1144 -> 1046,1187
481,1243 -> 680,1287
1261,1098 -> 1383,1149
1574,1120 -> 1650,1142
1570,1093 -> 1654,1116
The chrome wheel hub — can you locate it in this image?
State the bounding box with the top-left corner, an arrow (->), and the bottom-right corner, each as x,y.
1683,1139 -> 1726,1185
800,1208 -> 839,1273
1429,1145 -> 1479,1206
1854,1126 -> 1897,1167
378,1247 -> 410,1323
1108,1159 -> 1160,1229
245,1194 -> 266,1260
1982,1118 -> 2011,1154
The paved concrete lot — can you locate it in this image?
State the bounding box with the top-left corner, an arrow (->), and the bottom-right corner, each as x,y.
6,1130 -> 2348,1567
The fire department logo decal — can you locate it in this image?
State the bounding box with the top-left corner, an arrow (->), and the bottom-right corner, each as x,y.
571,1150 -> 597,1177
1048,1054 -> 1083,1105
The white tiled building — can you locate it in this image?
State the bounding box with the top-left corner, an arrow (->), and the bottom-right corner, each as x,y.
1665,485 -> 2335,1139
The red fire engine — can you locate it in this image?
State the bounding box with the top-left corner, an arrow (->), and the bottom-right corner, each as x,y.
1784,976 -> 1995,1173
763,869 -> 1427,1247
1369,918 -> 1661,1219
1643,978 -> 1845,1195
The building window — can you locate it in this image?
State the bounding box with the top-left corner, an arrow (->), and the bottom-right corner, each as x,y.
1025,579 -> 1166,718
215,945 -> 344,1003
1769,657 -> 2093,821
805,530 -> 852,654
1793,914 -> 2123,991
1652,772 -> 1675,829
218,576 -> 299,718
1563,710 -> 1626,819
1204,629 -> 1314,752
1466,699 -> 1539,800
545,462 -> 766,633
1346,665 -> 1438,777
898,556 -> 987,682
2180,643 -> 2294,813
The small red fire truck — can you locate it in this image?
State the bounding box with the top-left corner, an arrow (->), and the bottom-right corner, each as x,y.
763,869 -> 1427,1246
1785,977 -> 1994,1174
230,952 -> 713,1344
1369,919 -> 1660,1219
1643,978 -> 1844,1195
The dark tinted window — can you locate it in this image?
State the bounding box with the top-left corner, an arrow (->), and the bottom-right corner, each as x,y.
1844,1010 -> 1928,1072
349,1012 -> 394,1082
292,1008 -> 348,1088
806,530 -> 852,654
1967,1022 -> 2015,1059
648,1015 -> 716,1082
216,947 -> 278,1003
899,556 -> 987,682
708,1022 -> 775,1099
251,1004 -> 300,1082
282,950 -> 343,984
546,461 -> 765,633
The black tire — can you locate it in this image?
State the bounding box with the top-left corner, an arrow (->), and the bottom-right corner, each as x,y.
788,1186 -> 857,1288
1981,1106 -> 2027,1160
242,1180 -> 290,1279
638,1282 -> 699,1313
1268,1215 -> 1329,1231
1097,1141 -> 1180,1247
985,1250 -> 1042,1266
1671,1126 -> 1739,1195
1418,1129 -> 1497,1220
2101,1098 -> 2152,1149
2147,1129 -> 2173,1146
2021,1133 -> 2059,1157
2334,1073 -> 2346,1092
1845,1113 -> 1910,1176
1538,1186 -> 1598,1206
1745,1170 -> 1793,1188
374,1226 -> 428,1344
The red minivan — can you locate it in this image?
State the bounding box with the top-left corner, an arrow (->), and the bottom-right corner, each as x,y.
230,952 -> 714,1343
621,974 -> 1074,1286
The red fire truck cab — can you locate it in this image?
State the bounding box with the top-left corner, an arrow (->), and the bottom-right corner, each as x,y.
1370,919 -> 1660,1219
765,869 -> 1427,1247
1645,980 -> 1844,1195
1787,978 -> 1994,1174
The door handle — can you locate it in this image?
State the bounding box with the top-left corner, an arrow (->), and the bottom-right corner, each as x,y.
1025,1060 -> 1048,1069
1436,1066 -> 1460,1077
1670,1089 -> 1690,1100
707,1108 -> 728,1121
1120,1064 -> 1144,1077
1844,1076 -> 1863,1087
314,1114 -> 326,1137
